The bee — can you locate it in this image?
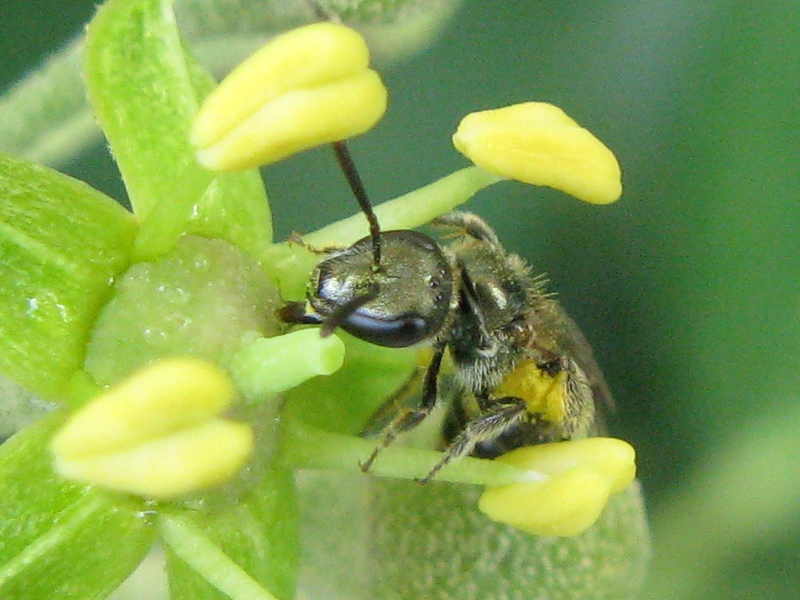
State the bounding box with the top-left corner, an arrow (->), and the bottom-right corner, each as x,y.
280,143 -> 611,483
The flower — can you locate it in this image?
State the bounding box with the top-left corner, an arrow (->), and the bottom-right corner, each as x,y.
0,2 -> 647,598
186,19 -> 632,542
452,102 -> 623,204
191,22 -> 388,171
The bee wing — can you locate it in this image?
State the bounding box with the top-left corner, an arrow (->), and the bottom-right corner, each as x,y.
551,303 -> 616,415
359,363 -> 427,437
359,348 -> 460,439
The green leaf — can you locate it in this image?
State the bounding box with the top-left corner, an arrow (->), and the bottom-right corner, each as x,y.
310,0 -> 464,64
176,0 -> 465,69
299,472 -> 649,599
84,0 -> 272,262
162,468 -> 299,600
0,412 -> 156,599
0,151 -> 137,401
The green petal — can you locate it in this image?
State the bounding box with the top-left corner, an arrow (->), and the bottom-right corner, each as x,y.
0,412 -> 156,598
0,152 -> 136,401
84,0 -> 272,262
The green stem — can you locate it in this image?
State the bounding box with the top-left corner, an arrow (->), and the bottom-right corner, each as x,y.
305,166 -> 505,247
276,417 -> 541,487
159,513 -> 280,600
264,167 -> 505,297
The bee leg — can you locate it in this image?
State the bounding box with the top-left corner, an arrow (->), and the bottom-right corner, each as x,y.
557,358 -> 596,439
418,396 -> 527,484
286,232 -> 346,254
360,344 -> 446,473
360,361 -> 427,437
432,212 -> 502,247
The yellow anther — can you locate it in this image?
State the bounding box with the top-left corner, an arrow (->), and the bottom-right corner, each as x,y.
478,437 -> 636,536
54,420 -> 253,499
452,102 -> 622,205
51,358 -> 254,498
192,22 -> 388,171
480,465 -> 611,537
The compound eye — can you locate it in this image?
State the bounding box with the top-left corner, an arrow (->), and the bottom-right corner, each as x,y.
341,310 -> 432,348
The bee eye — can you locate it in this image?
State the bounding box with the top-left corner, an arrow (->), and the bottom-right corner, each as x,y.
339,310 -> 432,348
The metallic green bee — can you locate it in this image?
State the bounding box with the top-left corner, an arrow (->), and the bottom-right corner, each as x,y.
281,146 -> 610,482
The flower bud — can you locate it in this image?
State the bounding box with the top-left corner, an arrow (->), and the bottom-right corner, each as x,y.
452,102 -> 622,205
192,22 -> 388,171
478,437 -> 636,536
51,358 -> 253,498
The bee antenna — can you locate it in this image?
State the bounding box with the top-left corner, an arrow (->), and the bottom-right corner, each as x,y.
332,141 -> 382,269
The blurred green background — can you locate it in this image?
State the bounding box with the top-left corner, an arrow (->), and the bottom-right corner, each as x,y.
1,0 -> 798,598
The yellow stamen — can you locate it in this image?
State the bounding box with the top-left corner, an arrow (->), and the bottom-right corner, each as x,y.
478,437 -> 636,536
452,102 -> 622,205
51,358 -> 254,498
192,22 -> 388,171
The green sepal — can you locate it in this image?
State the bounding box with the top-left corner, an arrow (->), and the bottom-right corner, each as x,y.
0,412 -> 156,598
0,151 -> 137,401
84,0 -> 272,262
162,468 -> 299,600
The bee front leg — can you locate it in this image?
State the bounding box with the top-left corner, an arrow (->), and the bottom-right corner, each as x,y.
286,232 -> 346,255
419,396 -> 528,484
359,344 -> 446,473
